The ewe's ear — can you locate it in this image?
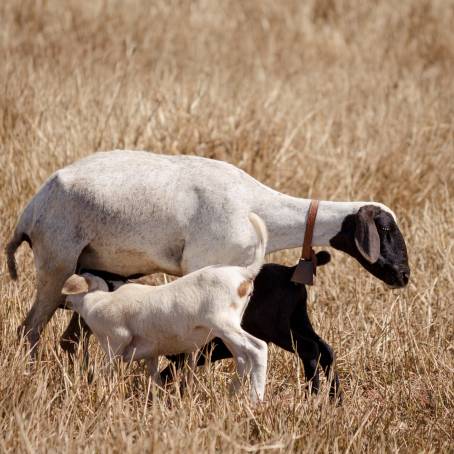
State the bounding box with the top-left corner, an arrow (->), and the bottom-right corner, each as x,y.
62,274 -> 89,295
354,205 -> 381,263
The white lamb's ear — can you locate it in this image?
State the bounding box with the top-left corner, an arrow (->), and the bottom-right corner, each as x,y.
62,274 -> 89,295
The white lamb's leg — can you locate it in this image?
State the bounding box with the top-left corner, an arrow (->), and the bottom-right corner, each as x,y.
241,332 -> 268,403
215,327 -> 268,403
93,329 -> 132,380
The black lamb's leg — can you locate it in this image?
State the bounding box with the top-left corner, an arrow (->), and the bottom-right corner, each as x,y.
289,299 -> 340,398
290,322 -> 341,400
161,337 -> 233,385
316,337 -> 341,401
160,352 -> 187,385
288,331 -> 321,394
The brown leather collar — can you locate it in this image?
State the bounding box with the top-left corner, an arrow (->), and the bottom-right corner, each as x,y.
302,199 -> 319,260
291,199 -> 319,285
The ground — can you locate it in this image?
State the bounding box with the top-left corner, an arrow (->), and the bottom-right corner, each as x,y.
0,0 -> 453,452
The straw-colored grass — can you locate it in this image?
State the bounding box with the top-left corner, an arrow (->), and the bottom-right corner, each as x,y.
1,0 -> 453,452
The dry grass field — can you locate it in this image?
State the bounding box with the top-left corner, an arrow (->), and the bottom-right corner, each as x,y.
1,0 -> 453,452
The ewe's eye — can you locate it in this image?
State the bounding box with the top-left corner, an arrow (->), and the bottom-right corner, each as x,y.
378,226 -> 393,241
378,221 -> 394,232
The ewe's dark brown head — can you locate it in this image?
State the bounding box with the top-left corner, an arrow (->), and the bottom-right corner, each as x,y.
330,205 -> 410,288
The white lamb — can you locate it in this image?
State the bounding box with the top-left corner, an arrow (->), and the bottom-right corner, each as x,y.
61,213 -> 268,402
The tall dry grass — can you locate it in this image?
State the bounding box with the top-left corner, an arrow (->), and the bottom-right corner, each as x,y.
0,0 -> 453,452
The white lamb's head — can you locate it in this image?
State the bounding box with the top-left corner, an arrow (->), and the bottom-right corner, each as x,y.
62,273 -> 109,308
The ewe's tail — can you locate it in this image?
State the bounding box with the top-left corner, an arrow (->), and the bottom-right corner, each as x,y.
6,235 -> 24,280
5,205 -> 33,280
244,213 -> 268,279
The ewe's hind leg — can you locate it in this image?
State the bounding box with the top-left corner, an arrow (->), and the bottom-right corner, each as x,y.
161,353 -> 187,385
182,351 -> 198,391
145,357 -> 162,387
60,313 -> 92,370
60,313 -> 91,357
20,251 -> 82,356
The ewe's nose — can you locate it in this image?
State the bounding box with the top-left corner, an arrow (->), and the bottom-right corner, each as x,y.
392,263 -> 410,287
401,269 -> 410,286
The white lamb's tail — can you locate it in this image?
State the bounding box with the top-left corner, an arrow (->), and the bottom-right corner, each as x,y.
244,213 -> 268,279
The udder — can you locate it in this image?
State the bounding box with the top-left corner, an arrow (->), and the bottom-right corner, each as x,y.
78,243 -> 181,276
